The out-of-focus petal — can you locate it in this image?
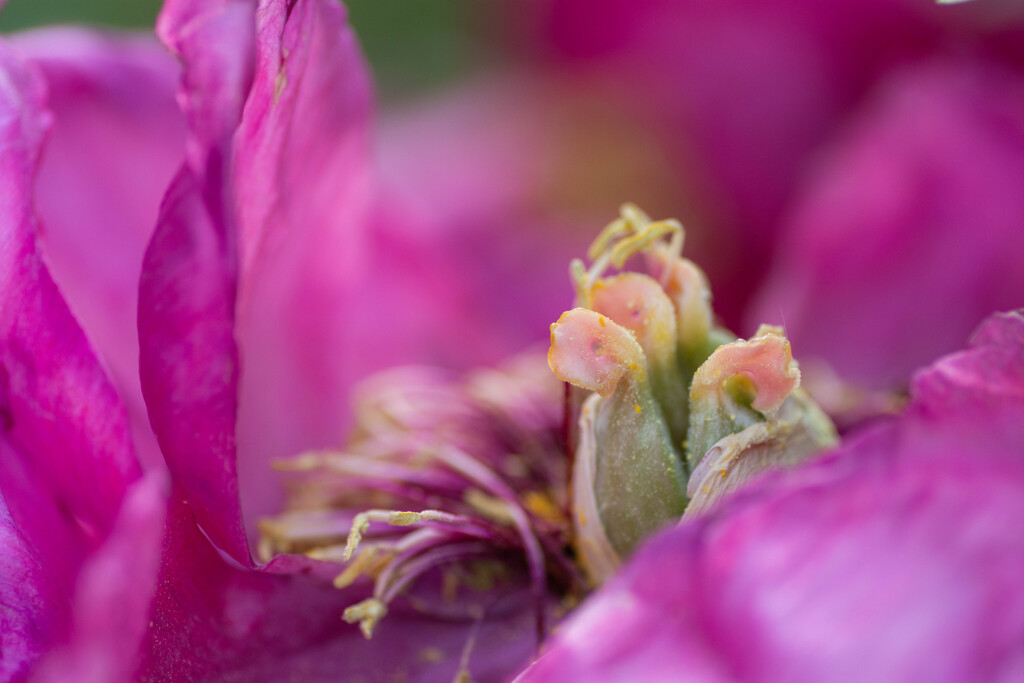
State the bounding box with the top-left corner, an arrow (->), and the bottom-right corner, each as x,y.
519,0 -> 937,321
0,491 -> 59,681
518,310 -> 1024,682
232,0 -> 377,530
0,39 -> 140,545
137,499 -> 539,683
7,29 -> 185,470
0,39 -> 149,678
376,77 -> 590,358
519,0 -> 1024,323
752,61 -> 1024,388
35,474 -> 168,683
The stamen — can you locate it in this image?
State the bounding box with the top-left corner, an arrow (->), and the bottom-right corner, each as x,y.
377,542 -> 493,606
587,217 -> 630,261
607,219 -> 682,269
343,598 -> 388,639
464,488 -> 517,526
343,509 -> 484,562
574,204 -> 685,310
333,545 -> 393,589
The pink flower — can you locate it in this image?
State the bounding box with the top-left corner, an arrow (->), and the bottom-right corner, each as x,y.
3,0 -> 1024,681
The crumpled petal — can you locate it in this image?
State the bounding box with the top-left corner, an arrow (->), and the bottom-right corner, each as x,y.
7,29 -> 184,470
517,310 -> 1024,682
141,0 -> 586,562
752,60 -> 1024,389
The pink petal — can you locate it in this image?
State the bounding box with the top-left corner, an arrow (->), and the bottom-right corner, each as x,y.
9,28 -> 185,470
752,61 -> 1024,388
523,0 -> 1024,323
143,0 -> 587,554
35,474 -> 168,683
140,0 -> 256,565
0,490 -> 61,680
0,38 -> 140,546
518,309 -> 1024,681
232,0 -> 377,531
0,38 -> 147,677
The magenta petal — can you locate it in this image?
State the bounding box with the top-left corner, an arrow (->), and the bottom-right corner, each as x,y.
0,39 -> 140,541
518,310 -> 1024,681
141,0 -> 381,558
232,0 -> 377,529
35,474 -> 167,683
139,167 -> 249,565
7,29 -> 185,470
751,61 -> 1024,388
520,449 -> 1024,682
0,491 -> 60,680
140,0 -> 256,565
912,310 -> 1024,415
0,38 -> 148,678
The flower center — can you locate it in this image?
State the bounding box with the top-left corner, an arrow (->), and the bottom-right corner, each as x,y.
260,204 -> 840,663
258,354 -> 582,645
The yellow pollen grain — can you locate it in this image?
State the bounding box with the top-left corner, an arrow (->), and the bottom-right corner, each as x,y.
599,316 -> 606,327
634,403 -> 642,414
342,598 -> 387,639
522,491 -> 564,525
389,511 -> 422,526
578,511 -> 587,526
720,469 -> 728,478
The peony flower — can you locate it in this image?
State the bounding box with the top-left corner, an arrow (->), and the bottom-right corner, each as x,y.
3,1 -> 1024,682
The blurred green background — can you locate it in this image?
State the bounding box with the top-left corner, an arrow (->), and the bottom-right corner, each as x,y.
0,0 -> 490,98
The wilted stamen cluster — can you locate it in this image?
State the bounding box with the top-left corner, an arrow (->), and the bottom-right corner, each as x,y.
550,205 -> 838,584
259,353 -> 580,641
